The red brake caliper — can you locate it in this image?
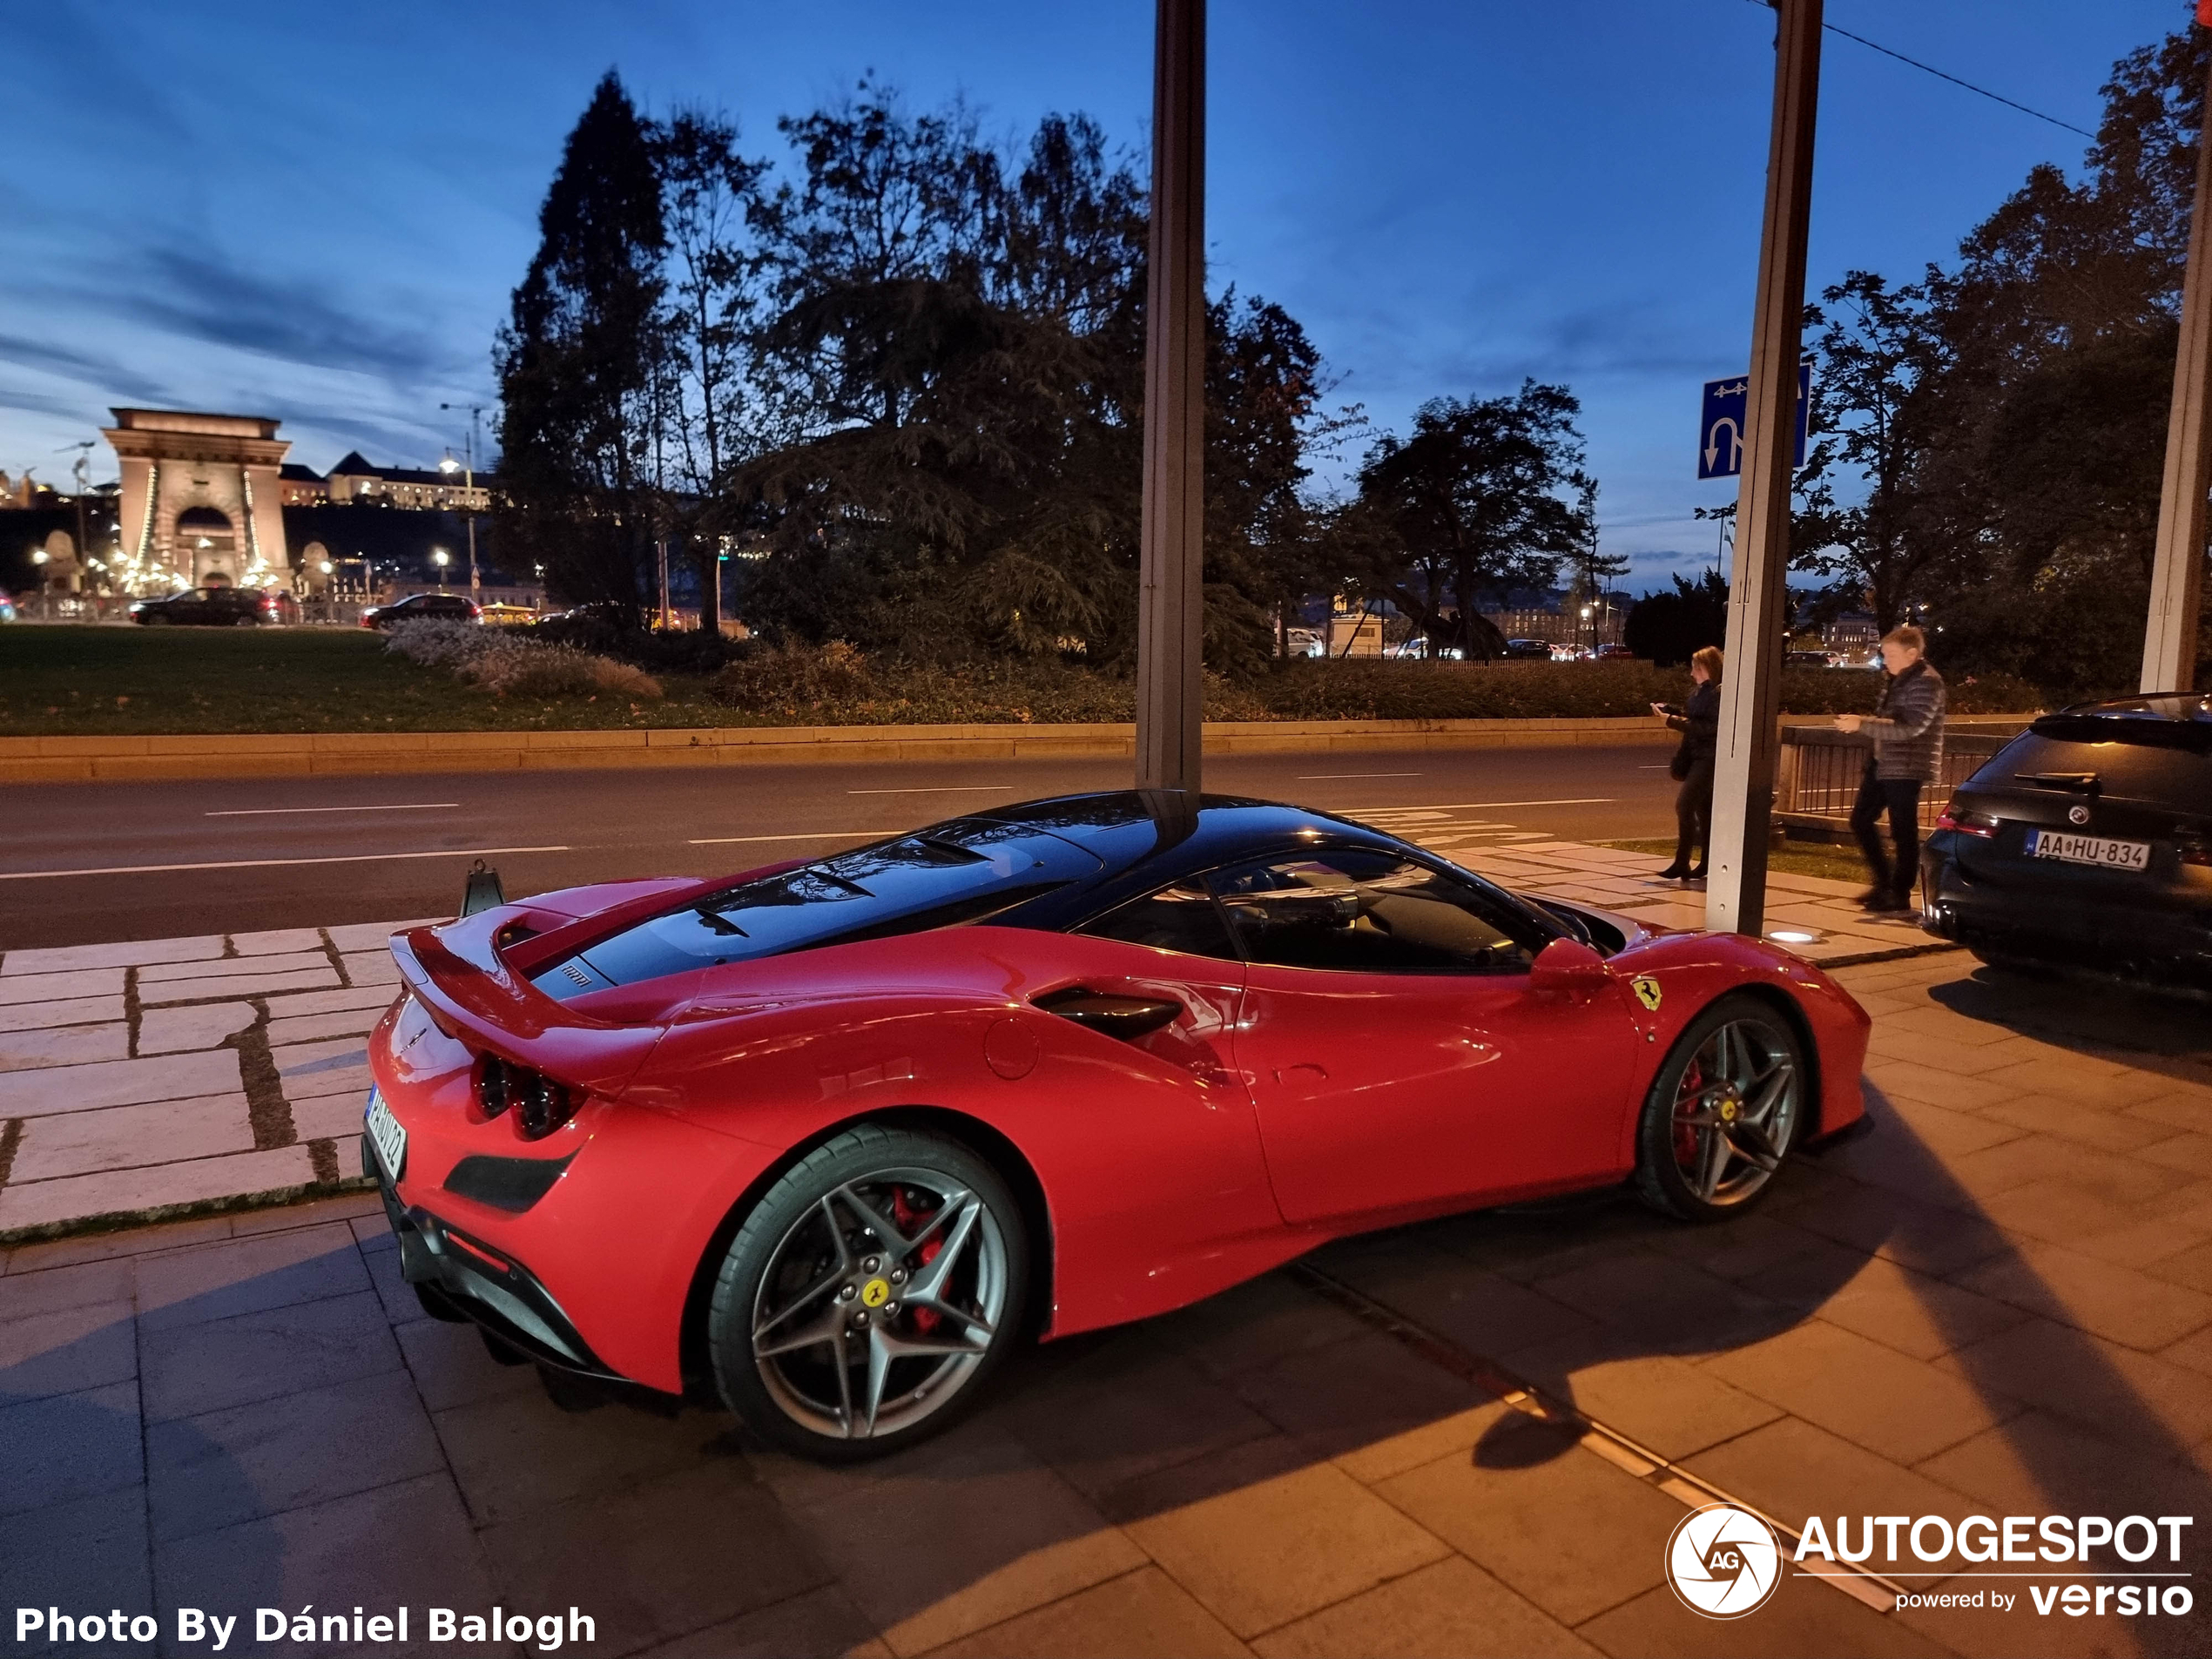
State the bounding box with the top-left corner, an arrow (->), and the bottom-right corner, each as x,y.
1674,1061 -> 1703,1168
890,1188 -> 944,1333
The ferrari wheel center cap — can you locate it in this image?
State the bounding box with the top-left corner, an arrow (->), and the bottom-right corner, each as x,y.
1719,1096 -> 1738,1122
860,1278 -> 892,1309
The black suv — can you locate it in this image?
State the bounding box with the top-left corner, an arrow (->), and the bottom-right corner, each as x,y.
360,593 -> 482,630
1921,693 -> 2212,991
130,587 -> 279,626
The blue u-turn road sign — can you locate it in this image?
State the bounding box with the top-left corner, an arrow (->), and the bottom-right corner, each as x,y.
1698,361 -> 1811,479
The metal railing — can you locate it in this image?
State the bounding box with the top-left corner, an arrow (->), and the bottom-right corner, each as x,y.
1776,720 -> 2030,833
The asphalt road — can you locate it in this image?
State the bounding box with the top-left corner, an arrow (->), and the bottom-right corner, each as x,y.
0,744 -> 1680,948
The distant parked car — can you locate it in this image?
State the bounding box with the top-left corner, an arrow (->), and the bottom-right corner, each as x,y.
361,593 -> 482,630
0,593 -> 16,623
1593,644 -> 1635,661
1785,650 -> 1835,667
130,587 -> 279,627
476,602 -> 541,625
1501,637 -> 1554,660
1921,692 -> 2212,993
536,600 -> 635,629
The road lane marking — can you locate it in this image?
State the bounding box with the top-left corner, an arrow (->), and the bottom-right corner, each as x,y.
1296,772 -> 1423,779
1343,798 -> 1615,813
0,846 -> 570,881
204,803 -> 461,816
845,786 -> 1016,795
689,832 -> 879,845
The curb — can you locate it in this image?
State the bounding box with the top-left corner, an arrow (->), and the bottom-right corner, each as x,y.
0,711 -> 2044,786
1809,940 -> 1965,969
1,715 -> 1682,784
0,1173 -> 377,1249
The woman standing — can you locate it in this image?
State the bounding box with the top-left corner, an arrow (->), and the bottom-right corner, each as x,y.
1650,645 -> 1723,882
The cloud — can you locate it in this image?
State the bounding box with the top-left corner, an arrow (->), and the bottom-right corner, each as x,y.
121,250 -> 464,386
0,334 -> 174,408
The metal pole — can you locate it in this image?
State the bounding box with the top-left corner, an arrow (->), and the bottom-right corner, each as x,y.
443,402 -> 486,603
1707,0 -> 1823,936
1136,0 -> 1206,794
465,427 -> 479,601
2142,49 -> 2212,693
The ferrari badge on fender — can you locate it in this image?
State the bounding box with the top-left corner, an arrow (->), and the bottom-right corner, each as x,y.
1631,976 -> 1663,1012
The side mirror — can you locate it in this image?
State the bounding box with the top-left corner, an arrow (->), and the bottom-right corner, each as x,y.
1528,937 -> 1609,996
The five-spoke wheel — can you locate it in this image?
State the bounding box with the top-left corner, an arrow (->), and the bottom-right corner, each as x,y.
1635,995 -> 1805,1220
709,1125 -> 1026,1457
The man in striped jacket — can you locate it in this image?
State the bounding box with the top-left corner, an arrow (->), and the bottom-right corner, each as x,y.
1835,624 -> 1946,914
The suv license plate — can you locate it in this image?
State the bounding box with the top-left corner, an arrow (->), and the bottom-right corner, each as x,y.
365,1086 -> 408,1181
2026,829 -> 2150,872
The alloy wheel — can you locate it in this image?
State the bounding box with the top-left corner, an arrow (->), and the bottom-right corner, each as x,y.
748,1166 -> 1009,1440
1667,1016 -> 1798,1207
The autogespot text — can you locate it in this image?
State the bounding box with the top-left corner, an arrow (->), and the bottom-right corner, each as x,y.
1793,1513 -> 2196,1621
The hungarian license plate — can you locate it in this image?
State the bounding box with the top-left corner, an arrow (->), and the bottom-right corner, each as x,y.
2025,829 -> 2150,872
365,1086 -> 408,1181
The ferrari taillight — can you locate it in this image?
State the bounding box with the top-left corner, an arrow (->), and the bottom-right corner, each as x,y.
477,1053 -> 576,1139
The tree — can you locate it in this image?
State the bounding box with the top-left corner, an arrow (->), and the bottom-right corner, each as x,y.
1624,571 -> 1729,667
1795,273 -> 1946,631
496,72 -> 669,614
1895,18 -> 2212,694
1346,383 -> 1588,658
1204,292 -> 1350,669
652,109 -> 772,634
1566,475 -> 1630,647
494,78 -> 1387,670
732,92 -> 1149,659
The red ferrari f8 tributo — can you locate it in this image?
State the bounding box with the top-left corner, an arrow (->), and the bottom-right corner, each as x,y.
362,792 -> 1870,1458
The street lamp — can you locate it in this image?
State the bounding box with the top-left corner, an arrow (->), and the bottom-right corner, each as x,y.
440,402 -> 485,601
431,548 -> 450,593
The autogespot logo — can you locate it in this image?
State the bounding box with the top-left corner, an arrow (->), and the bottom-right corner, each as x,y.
1667,1504 -> 1784,1619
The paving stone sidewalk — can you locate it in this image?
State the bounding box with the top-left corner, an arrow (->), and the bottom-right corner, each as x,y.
3,948 -> 2208,1658
0,837 -> 1929,1244
0,921 -> 432,1238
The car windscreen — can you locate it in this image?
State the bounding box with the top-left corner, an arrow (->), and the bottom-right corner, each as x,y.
529,818 -> 1103,999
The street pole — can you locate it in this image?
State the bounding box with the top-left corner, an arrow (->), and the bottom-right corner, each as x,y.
1136,0 -> 1206,794
442,402 -> 485,603
1707,0 -> 1823,937
2141,37 -> 2212,692
464,433 -> 479,601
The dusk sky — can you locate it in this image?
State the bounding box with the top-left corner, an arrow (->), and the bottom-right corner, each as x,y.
1,0 -> 2187,589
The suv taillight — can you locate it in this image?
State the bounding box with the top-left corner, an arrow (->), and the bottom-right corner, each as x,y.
2178,835 -> 2212,868
1936,806 -> 2000,840
477,1054 -> 577,1139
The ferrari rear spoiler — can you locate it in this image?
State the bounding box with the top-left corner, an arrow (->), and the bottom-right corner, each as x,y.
390,913 -> 669,1097
383,853 -> 819,1095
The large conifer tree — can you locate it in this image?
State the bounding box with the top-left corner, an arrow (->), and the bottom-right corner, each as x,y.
496,71 -> 668,611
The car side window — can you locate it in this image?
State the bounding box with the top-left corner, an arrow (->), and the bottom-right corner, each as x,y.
1210,849 -> 1541,974
1080,879 -> 1241,962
